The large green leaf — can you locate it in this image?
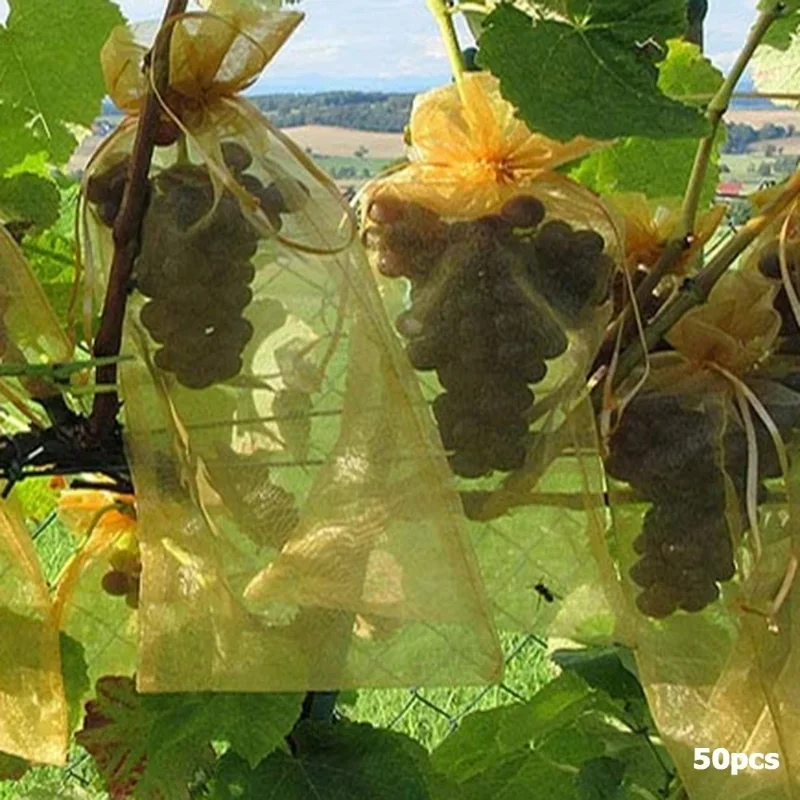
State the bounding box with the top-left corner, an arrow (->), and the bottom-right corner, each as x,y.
0,173 -> 60,229
551,647 -> 647,715
752,33 -> 800,106
460,751 -> 576,800
478,3 -> 709,142
431,672 -> 601,782
0,0 -> 125,167
760,0 -> 800,50
572,40 -> 724,205
575,757 -> 626,799
59,634 -> 90,734
209,721 -> 435,800
76,676 -> 302,799
431,671 -> 676,799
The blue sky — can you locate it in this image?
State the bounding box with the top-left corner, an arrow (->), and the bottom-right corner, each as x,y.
0,0 -> 763,91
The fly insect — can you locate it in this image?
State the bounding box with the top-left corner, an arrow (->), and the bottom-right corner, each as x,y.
533,582 -> 558,604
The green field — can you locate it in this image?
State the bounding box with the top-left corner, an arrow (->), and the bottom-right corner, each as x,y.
314,154 -> 397,183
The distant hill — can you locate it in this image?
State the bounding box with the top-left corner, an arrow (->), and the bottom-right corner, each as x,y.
251,92 -> 414,133
102,91 -> 415,133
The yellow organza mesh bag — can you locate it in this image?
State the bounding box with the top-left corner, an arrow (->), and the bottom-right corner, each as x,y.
0,496 -> 66,765
359,74 -> 621,636
82,5 -> 500,692
606,268 -> 784,618
362,73 -> 620,486
600,266 -> 800,797
0,228 -> 70,765
53,490 -> 139,689
744,195 -> 800,357
0,227 -> 73,411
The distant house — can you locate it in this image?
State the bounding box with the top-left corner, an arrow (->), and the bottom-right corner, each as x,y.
717,179 -> 744,196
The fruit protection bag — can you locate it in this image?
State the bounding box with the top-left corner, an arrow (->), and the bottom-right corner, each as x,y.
362,73 -> 620,487
603,268 -> 800,797
0,229 -> 70,764
0,227 -> 73,410
747,195 -> 800,356
606,268 -> 789,620
83,6 -> 501,692
0,497 -> 66,765
361,73 -> 621,634
54,490 -> 139,692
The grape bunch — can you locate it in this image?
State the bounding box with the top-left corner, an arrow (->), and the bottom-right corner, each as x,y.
85,141 -> 304,390
366,194 -> 613,478
101,540 -> 142,610
606,390 -> 799,618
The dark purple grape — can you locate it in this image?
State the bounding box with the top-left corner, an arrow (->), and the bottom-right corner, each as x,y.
222,141 -> 253,173
500,195 -> 546,228
679,582 -> 719,613
636,584 -> 680,619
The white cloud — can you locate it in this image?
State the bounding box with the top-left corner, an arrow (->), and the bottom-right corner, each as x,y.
0,0 -> 766,90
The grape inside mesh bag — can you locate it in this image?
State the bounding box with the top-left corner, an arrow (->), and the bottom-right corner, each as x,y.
606,262 -> 800,619
361,73 -> 622,486
78,3 -> 502,692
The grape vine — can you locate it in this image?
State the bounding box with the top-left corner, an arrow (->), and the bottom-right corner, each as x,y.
1,0 -> 800,799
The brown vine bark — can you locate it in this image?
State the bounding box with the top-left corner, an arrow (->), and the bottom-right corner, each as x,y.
89,0 -> 189,442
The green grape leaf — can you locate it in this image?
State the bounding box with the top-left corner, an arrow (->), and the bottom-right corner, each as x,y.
575,756 -> 626,799
477,3 -> 709,142
16,478 -> 58,524
59,633 -> 91,734
657,39 -> 724,104
431,672 -> 602,782
0,0 -> 125,167
460,750 -> 576,800
0,105 -> 48,175
551,647 -> 647,714
760,1 -> 800,50
274,389 -> 312,461
76,676 -> 303,798
215,721 -> 434,800
0,751 -> 30,781
571,136 -> 720,205
572,40 -> 724,205
22,230 -> 77,324
76,677 -> 214,800
752,35 -> 800,106
211,693 -> 302,769
0,173 -> 60,230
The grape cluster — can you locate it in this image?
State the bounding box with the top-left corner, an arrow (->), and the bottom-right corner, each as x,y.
85,141 -> 303,390
101,542 -> 141,610
367,194 -> 613,478
606,390 -> 799,618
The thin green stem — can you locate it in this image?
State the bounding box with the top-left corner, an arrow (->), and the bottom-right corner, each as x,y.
426,0 -> 468,103
604,2 -> 787,384
612,168 -> 800,389
680,5 -> 781,238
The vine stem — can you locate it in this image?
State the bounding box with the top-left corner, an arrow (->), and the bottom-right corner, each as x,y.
601,2 -> 786,376
426,0 -> 468,104
612,167 -> 800,388
89,0 -> 189,442
680,5 -> 782,238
